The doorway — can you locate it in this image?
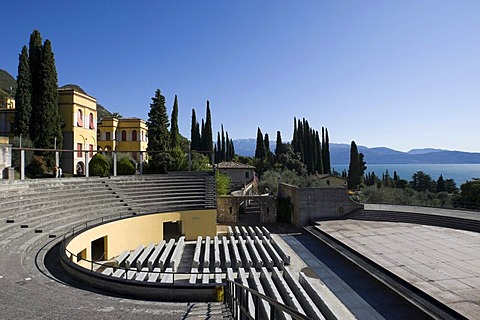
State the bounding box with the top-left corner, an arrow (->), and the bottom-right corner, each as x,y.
91,236 -> 107,261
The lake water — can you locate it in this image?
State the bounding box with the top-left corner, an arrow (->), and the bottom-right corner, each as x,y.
331,163 -> 480,186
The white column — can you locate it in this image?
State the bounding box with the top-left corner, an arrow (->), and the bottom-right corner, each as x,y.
20,150 -> 25,180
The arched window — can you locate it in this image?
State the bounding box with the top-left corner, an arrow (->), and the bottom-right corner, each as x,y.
77,109 -> 83,127
89,113 -> 94,129
121,130 -> 127,141
132,130 -> 137,141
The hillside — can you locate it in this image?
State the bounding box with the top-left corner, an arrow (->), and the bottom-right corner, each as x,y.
233,139 -> 480,164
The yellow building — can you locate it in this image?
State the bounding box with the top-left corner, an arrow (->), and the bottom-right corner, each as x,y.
0,98 -> 15,137
97,117 -> 148,162
58,87 -> 97,174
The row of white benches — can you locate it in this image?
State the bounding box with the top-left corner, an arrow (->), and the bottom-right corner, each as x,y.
231,267 -> 354,320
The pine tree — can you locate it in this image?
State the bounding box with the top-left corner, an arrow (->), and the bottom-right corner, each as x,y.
33,39 -> 62,164
203,101 -> 213,152
255,127 -> 266,159
348,141 -> 360,189
170,95 -> 179,149
147,89 -> 170,153
275,131 -> 282,156
14,45 -> 32,139
28,30 -> 43,141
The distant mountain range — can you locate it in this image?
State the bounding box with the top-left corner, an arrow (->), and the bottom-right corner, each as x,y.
233,139 -> 480,164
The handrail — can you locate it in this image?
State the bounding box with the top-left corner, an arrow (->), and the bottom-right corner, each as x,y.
224,279 -> 311,320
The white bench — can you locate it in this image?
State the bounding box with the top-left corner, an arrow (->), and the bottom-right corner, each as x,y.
147,267 -> 161,282
161,267 -> 174,283
203,236 -> 211,268
230,236 -> 242,268
113,250 -> 129,267
136,243 -> 155,270
159,239 -> 175,271
192,236 -> 202,268
147,240 -> 166,271
101,267 -> 113,276
136,267 -> 149,282
125,245 -> 144,269
222,236 -> 231,268
254,236 -> 274,270
213,236 -> 221,268
169,236 -> 185,271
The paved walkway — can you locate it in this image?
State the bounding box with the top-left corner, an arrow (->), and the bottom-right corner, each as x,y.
280,233 -> 423,319
316,219 -> 480,319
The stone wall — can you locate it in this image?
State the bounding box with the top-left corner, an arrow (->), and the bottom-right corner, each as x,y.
278,183 -> 364,226
217,195 -> 277,224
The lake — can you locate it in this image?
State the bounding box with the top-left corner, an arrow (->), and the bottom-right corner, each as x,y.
331,163 -> 480,186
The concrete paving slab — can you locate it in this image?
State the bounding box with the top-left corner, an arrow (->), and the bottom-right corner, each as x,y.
316,218 -> 480,319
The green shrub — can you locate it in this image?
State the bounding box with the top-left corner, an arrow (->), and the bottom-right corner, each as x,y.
89,153 -> 110,177
27,155 -> 47,176
216,171 -> 231,195
9,136 -> 34,170
117,157 -> 135,175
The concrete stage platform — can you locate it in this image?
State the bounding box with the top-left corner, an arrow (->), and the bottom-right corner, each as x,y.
315,216 -> 480,319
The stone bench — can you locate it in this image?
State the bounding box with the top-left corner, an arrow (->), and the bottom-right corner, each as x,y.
237,268 -> 255,317
270,235 -> 291,265
234,226 -> 241,239
112,269 -> 126,279
240,226 -> 249,239
260,267 -> 292,320
222,236 -> 231,268
113,250 -> 129,267
261,226 -> 271,239
101,267 -> 114,276
229,236 -> 242,268
227,226 -> 234,237
247,226 -> 256,238
203,236 -> 211,268
254,226 -> 264,238
169,236 -> 185,271
147,240 -> 166,271
189,267 -> 198,284
254,236 -> 274,270
202,268 -> 210,284
192,236 -> 202,268
262,237 -> 284,270
159,239 -> 175,271
125,245 -> 144,269
136,243 -> 155,270
249,270 -> 270,319
136,267 -> 149,281
282,267 -> 324,320
215,267 -> 222,284
237,236 -> 253,270
161,268 -> 174,283
213,237 -> 221,268
271,267 -> 306,317
147,267 -> 161,282
246,236 -> 263,269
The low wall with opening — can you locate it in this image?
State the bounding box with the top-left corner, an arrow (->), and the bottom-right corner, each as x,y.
65,209 -> 216,269
278,183 -> 364,226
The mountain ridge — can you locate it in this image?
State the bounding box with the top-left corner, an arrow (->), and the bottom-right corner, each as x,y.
233,138 -> 480,164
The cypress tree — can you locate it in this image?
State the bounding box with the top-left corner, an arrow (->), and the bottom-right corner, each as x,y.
28,30 -> 43,141
203,101 -> 213,152
348,141 -> 360,189
170,95 -> 179,149
221,124 -> 226,162
225,131 -> 230,161
229,139 -> 235,159
264,133 -> 270,155
147,89 -> 170,153
255,127 -> 266,159
14,45 -> 32,139
358,152 -> 367,183
216,131 -> 221,162
292,117 -> 298,154
322,127 -> 331,173
275,131 -> 282,156
33,39 -> 62,164
190,108 -> 198,150
315,131 -> 323,173
200,119 -> 205,151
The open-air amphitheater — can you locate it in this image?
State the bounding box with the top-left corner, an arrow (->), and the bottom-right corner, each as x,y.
1,171 -> 480,319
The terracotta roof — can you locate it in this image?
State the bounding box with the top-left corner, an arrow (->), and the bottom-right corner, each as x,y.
215,161 -> 255,169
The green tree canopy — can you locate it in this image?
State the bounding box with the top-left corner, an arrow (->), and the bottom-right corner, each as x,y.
147,89 -> 170,153
14,46 -> 32,138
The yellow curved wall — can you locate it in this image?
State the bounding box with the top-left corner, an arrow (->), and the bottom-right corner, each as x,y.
66,209 -> 216,268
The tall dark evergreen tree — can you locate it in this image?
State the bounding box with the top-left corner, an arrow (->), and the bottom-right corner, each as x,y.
28,30 -> 43,141
322,127 -> 331,173
315,131 -> 323,174
200,119 -> 205,151
190,108 -> 200,150
169,95 -> 179,149
229,139 -> 235,159
147,89 -> 170,153
216,131 -> 221,163
221,125 -> 226,162
32,39 -> 62,163
264,133 -> 270,155
275,131 -> 282,157
225,131 -> 230,161
255,127 -> 266,159
203,101 -> 213,152
14,45 -> 32,139
358,153 -> 367,183
348,141 -> 360,189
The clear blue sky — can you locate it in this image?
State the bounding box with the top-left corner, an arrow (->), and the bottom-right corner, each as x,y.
2,1 -> 480,152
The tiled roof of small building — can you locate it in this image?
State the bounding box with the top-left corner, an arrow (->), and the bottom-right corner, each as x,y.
215,161 -> 255,169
